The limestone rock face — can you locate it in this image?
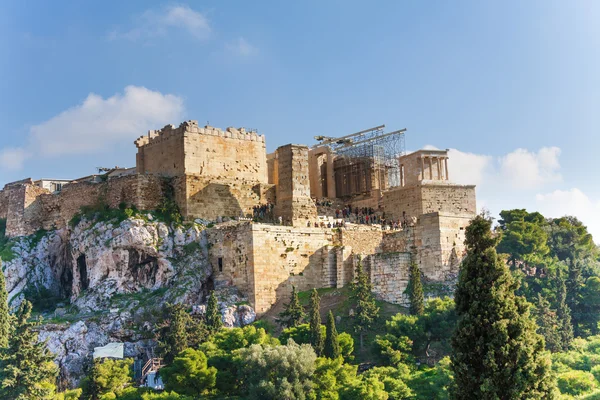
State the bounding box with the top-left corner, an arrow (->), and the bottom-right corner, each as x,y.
4,218 -> 209,311
1,216 -> 256,389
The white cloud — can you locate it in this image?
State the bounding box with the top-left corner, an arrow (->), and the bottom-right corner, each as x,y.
0,86 -> 184,167
536,188 -> 600,240
447,148 -> 492,187
0,148 -> 30,171
226,37 -> 257,56
499,147 -> 562,189
109,5 -> 211,41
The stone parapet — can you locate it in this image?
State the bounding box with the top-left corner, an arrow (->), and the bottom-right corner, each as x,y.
134,120 -> 265,148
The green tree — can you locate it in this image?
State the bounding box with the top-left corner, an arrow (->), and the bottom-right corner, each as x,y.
278,285 -> 306,328
157,303 -> 207,364
363,365 -> 413,400
206,291 -> 223,333
451,215 -> 555,399
237,340 -> 316,400
0,261 -> 10,347
309,289 -> 324,356
281,324 -> 354,362
497,209 -> 549,268
160,348 -> 217,397
556,275 -> 574,351
535,294 -> 561,353
324,311 -> 340,359
312,356 -> 360,400
351,257 -> 380,351
578,276 -> 600,337
87,358 -> 134,400
546,216 -> 596,335
0,300 -> 57,400
407,261 -> 424,316
199,325 -> 278,395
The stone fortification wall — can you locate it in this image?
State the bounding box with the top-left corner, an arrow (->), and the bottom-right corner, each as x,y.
381,185 -> 424,221
382,183 -> 476,221
414,212 -> 470,281
366,252 -> 412,305
174,176 -> 275,221
3,175 -> 166,237
273,145 -> 317,226
208,222 -> 415,315
420,184 -> 476,216
135,120 -> 267,183
0,188 -> 9,220
207,222 -> 255,298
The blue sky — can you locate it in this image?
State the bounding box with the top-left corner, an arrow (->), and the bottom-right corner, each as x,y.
1,1 -> 599,237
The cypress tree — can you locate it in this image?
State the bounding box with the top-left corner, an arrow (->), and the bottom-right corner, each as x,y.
450,215 -> 555,399
351,257 -> 379,351
556,274 -> 574,351
0,300 -> 57,399
278,285 -> 305,328
206,291 -> 223,333
309,289 -> 324,356
158,303 -> 190,364
408,260 -> 425,316
324,311 -> 340,359
0,262 -> 10,347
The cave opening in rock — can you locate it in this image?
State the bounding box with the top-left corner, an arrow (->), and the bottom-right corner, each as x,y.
128,249 -> 160,287
60,266 -> 73,298
77,254 -> 89,291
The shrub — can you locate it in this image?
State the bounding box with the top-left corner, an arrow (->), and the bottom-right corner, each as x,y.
557,370 -> 597,396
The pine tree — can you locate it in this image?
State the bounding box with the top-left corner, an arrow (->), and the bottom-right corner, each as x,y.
351,257 -> 379,351
278,285 -> 305,328
0,261 -> 10,347
535,294 -> 561,353
309,289 -> 324,356
557,274 -> 574,351
0,300 -> 58,400
206,291 -> 223,333
408,260 -> 424,316
324,311 -> 340,359
450,215 -> 555,399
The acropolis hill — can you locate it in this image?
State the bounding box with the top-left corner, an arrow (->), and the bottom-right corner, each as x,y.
0,120 -> 476,314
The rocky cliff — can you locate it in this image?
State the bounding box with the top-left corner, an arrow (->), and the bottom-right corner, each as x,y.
1,214 -> 255,389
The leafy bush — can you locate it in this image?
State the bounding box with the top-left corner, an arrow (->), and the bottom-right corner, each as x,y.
237,340 -> 316,399
557,370 -> 597,396
160,348 -> 217,397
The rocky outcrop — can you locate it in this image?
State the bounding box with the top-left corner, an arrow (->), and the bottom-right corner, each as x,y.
2,215 -> 255,389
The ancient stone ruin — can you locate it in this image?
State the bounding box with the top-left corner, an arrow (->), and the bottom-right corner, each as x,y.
0,120 -> 476,314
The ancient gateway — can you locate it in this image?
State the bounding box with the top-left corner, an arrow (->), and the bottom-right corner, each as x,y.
0,120 -> 476,314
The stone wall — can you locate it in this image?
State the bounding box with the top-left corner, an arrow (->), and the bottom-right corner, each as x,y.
207,222 -> 255,298
175,175 -> 275,221
366,252 -> 412,305
273,145 -> 317,226
420,184 -> 476,216
208,222 -> 415,315
414,212 -> 470,281
382,183 -> 476,221
0,188 -> 9,220
381,185 -> 424,221
135,120 -> 267,183
3,175 -> 166,237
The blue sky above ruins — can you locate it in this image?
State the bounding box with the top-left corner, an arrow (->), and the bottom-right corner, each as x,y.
1,1 -> 600,237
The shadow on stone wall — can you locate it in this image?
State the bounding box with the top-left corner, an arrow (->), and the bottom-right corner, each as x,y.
187,183 -> 246,220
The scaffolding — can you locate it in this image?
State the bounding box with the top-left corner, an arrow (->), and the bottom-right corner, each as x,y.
313,125 -> 407,197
